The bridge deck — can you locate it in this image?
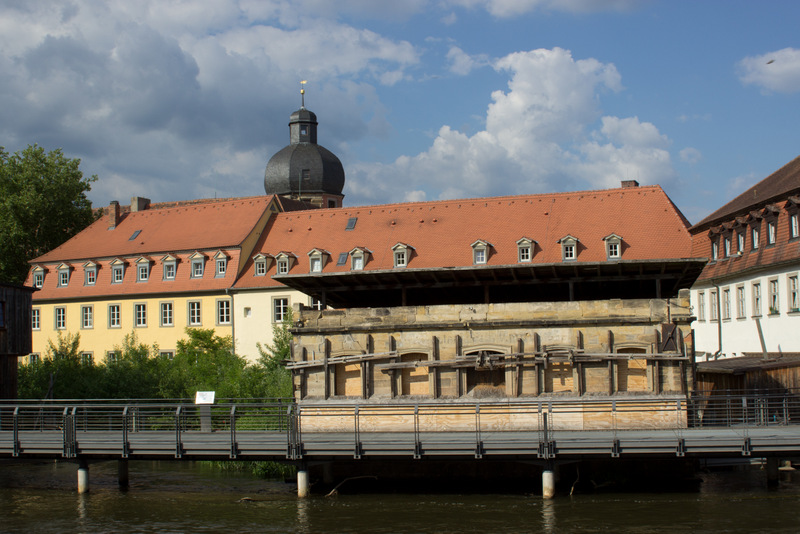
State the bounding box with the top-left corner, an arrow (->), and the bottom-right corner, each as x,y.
2,394 -> 800,461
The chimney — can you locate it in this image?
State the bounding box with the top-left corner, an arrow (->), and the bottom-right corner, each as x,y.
621,180 -> 639,189
131,196 -> 151,212
107,201 -> 120,230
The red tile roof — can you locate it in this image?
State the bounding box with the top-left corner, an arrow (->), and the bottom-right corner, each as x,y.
691,154 -> 800,231
28,195 -> 279,300
32,195 -> 276,263
234,185 -> 693,288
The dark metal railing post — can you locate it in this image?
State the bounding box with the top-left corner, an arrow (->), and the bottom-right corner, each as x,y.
175,406 -> 183,458
12,407 -> 20,457
353,405 -> 362,459
121,406 -> 130,458
229,405 -> 238,459
413,404 -> 421,459
474,403 -> 483,459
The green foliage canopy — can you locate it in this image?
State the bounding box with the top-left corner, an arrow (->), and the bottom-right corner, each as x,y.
0,144 -> 97,283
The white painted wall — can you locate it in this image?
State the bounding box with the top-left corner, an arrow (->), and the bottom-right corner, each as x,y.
232,287 -> 315,363
691,263 -> 800,360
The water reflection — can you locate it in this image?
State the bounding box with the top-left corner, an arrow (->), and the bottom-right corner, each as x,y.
2,461 -> 800,533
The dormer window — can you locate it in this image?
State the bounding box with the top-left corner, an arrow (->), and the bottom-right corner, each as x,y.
752,226 -> 760,250
767,220 -> 777,245
791,213 -> 799,239
110,259 -> 125,284
32,268 -> 44,288
516,238 -> 534,263
252,253 -> 273,277
57,264 -> 71,287
307,249 -> 330,273
603,234 -> 623,260
392,243 -> 413,268
136,258 -> 151,282
349,247 -> 371,271
711,240 -> 719,260
275,252 -> 297,275
723,236 -> 731,258
737,232 -> 745,254
214,251 -> 228,278
84,262 -> 97,286
161,254 -> 177,281
558,235 -> 578,262
189,252 -> 206,278
471,240 -> 491,265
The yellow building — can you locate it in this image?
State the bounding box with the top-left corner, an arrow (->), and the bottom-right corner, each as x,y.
26,195 -> 291,363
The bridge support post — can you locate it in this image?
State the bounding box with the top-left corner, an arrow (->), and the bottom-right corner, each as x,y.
118,459 -> 129,489
766,458 -> 779,488
297,463 -> 310,498
542,462 -> 555,499
77,459 -> 90,494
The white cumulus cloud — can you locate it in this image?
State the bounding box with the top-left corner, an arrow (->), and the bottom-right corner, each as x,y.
738,48 -> 800,94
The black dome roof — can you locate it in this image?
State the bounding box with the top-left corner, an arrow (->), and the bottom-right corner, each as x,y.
264,143 -> 345,196
264,107 -> 345,197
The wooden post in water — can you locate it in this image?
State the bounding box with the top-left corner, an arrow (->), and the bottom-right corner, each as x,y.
542,463 -> 555,499
77,459 -> 90,494
118,459 -> 129,488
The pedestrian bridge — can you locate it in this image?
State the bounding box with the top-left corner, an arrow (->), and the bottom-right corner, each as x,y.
3,392 -> 800,462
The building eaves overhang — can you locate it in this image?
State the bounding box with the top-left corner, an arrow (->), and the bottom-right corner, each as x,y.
274,258 -> 707,308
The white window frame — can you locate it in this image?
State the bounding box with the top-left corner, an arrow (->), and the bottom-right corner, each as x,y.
55,307 -> 66,330
112,265 -> 124,284
709,290 -> 718,321
137,262 -> 150,282
723,236 -> 730,258
310,297 -> 324,310
517,242 -> 531,263
791,214 -> 799,239
217,299 -> 231,325
160,301 -> 174,327
277,258 -> 289,274
752,226 -> 760,250
85,266 -> 96,286
106,351 -> 119,363
563,244 -> 575,261
163,261 -> 176,281
736,285 -> 746,319
473,247 -> 486,265
81,305 -> 93,329
108,304 -> 121,328
81,352 -> 93,366
789,275 -> 799,312
58,269 -> 69,287
188,301 -> 202,326
768,221 -> 776,245
711,240 -> 718,260
216,257 -> 227,277
752,283 -> 762,317
32,308 -> 40,330
722,288 -> 731,320
697,292 -> 705,321
310,256 -> 322,272
769,278 -> 780,314
191,260 -> 204,278
394,250 -> 407,268
33,271 -> 44,288
737,232 -> 744,254
273,297 -> 289,323
254,259 -> 267,276
134,303 -> 147,328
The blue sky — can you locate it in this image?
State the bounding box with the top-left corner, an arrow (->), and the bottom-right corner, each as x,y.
1,0 -> 799,224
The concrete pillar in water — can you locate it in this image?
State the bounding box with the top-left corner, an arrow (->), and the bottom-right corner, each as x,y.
297,467 -> 310,498
118,459 -> 129,488
77,459 -> 90,494
542,467 -> 555,499
766,458 -> 779,488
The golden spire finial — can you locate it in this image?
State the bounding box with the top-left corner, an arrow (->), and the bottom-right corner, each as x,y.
300,80 -> 307,108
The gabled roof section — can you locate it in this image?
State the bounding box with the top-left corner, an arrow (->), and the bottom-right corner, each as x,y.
32,195 -> 277,263
692,154 -> 800,232
233,185 -> 698,294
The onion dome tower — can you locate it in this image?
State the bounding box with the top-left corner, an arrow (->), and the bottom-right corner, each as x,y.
264,82 -> 345,208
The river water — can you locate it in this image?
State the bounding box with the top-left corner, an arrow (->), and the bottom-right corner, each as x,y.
2,460 -> 800,533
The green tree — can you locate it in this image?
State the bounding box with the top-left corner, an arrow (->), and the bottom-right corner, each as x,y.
17,332 -> 104,399
0,144 -> 97,283
101,332 -> 164,399
255,311 -> 294,398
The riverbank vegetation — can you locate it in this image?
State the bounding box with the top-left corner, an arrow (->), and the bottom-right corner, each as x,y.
19,322 -> 293,401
